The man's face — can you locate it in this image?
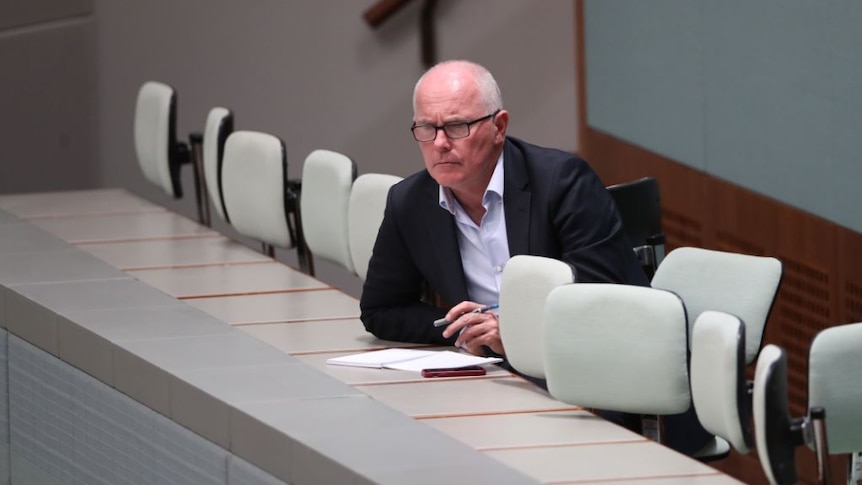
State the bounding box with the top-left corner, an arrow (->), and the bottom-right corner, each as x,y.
413,73 -> 506,193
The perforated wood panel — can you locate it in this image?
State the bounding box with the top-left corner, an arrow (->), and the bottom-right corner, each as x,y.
662,209 -> 703,250
773,258 -> 832,415
715,231 -> 766,257
839,231 -> 862,326
846,282 -> 862,322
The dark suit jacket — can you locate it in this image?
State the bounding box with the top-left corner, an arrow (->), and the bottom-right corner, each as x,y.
360,137 -> 649,344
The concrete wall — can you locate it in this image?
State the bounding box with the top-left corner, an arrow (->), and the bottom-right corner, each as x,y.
0,0 -> 97,194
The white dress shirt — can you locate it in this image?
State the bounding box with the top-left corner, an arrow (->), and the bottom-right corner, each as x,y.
438,154 -> 510,306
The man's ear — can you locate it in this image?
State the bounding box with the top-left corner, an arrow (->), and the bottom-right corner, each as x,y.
494,110 -> 510,141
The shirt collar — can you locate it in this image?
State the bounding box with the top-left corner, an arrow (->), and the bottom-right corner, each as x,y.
439,152 -> 505,214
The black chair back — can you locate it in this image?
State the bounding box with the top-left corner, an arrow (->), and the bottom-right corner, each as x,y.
606,177 -> 666,278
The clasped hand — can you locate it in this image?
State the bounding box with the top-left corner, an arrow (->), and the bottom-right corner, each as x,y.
440,301 -> 504,357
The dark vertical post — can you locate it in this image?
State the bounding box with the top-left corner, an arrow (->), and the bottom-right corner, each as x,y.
420,0 -> 437,68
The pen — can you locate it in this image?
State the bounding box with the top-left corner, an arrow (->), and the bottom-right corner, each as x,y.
433,304 -> 499,327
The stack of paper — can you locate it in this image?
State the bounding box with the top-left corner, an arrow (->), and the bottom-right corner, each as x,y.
325,348 -> 502,372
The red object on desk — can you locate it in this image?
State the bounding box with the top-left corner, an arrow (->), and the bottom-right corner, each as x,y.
421,366 -> 486,378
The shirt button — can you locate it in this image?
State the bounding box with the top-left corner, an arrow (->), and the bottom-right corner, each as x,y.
494,265 -> 503,273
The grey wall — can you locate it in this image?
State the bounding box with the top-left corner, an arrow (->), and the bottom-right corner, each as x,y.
76,0 -> 580,297
0,0 -> 97,194
1,0 -> 578,297
584,0 -> 862,233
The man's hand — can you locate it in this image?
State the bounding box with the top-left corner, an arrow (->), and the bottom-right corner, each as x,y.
441,301 -> 505,356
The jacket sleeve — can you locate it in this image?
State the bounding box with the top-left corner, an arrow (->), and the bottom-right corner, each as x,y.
359,187 -> 456,345
549,158 -> 649,286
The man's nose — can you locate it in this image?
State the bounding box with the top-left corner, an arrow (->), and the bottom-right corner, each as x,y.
433,129 -> 451,148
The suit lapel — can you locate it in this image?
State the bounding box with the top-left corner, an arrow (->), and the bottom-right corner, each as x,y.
422,182 -> 469,303
503,140 -> 531,256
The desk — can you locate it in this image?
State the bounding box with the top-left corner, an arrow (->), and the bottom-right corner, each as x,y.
126,262 -> 328,299
0,188 -> 746,484
78,236 -> 271,270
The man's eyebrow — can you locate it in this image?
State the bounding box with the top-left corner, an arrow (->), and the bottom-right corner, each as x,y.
415,117 -> 469,125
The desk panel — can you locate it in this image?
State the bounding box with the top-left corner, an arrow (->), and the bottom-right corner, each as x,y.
229,396 -> 536,484
0,221 -> 72,253
0,188 -> 162,218
187,290 -> 359,325
0,248 -> 126,286
355,377 -> 577,419
78,236 -> 270,269
484,441 -> 739,484
127,262 -> 327,299
30,211 -> 215,243
594,476 -> 747,485
237,318 -> 417,355
423,410 -> 643,450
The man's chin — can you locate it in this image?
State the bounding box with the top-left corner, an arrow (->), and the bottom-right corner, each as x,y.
430,167 -> 463,184
432,177 -> 463,189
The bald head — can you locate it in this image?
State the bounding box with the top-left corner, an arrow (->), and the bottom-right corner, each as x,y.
412,60 -> 503,115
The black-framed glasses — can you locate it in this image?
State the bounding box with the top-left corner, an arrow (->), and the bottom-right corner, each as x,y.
411,110 -> 500,142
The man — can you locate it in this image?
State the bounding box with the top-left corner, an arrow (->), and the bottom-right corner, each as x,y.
360,59 -> 647,354
359,60 -> 711,457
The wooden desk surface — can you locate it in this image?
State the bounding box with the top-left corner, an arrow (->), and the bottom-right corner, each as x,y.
0,188 -> 746,484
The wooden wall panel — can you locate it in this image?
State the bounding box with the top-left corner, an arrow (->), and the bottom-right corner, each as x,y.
708,178 -> 778,257
647,148 -> 708,252
773,212 -> 837,416
585,127 -> 707,250
838,229 -> 862,325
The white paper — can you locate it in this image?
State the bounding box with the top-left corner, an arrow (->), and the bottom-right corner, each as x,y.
325,348 -> 437,368
384,351 -> 502,372
326,348 -> 502,372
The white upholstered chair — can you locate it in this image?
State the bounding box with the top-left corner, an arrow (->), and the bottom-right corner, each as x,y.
543,283 -> 690,444
754,322 -> 862,485
651,247 -> 782,364
221,130 -> 309,270
134,81 -> 209,223
134,81 -> 187,199
497,255 -> 573,379
752,344 -> 798,485
202,106 -> 234,224
299,149 -> 357,275
652,247 -> 782,460
690,311 -> 753,456
347,173 -> 402,280
808,322 -> 862,479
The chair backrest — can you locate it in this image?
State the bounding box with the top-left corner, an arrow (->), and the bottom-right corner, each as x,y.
752,324 -> 862,485
544,283 -> 690,415
134,81 -> 186,198
753,344 -> 799,485
347,173 -> 402,280
221,130 -> 294,248
203,106 -> 234,223
690,310 -> 752,454
651,247 -> 782,364
300,149 -> 357,273
606,177 -> 665,277
497,255 -> 574,379
808,322 -> 862,455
